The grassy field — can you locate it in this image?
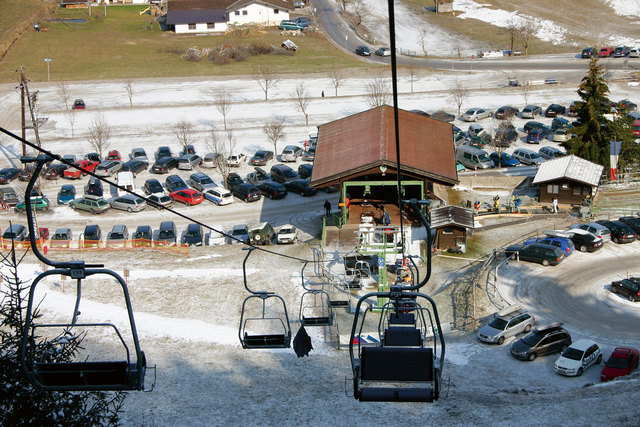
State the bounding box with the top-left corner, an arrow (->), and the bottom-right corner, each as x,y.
0,5 -> 367,83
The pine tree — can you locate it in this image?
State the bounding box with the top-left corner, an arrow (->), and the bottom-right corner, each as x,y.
0,242 -> 126,426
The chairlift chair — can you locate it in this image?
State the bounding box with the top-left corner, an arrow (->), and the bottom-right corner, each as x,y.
299,262 -> 334,327
238,248 -> 291,349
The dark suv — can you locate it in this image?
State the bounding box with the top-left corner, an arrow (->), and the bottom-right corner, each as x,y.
151,157 -> 178,174
510,323 -> 572,361
249,150 -> 274,166
505,242 -> 565,266
183,223 -> 203,246
132,225 -> 153,247
83,224 -> 102,247
596,220 -> 637,244
611,277 -> 640,302
270,164 -> 298,183
156,221 -> 177,245
257,180 -> 287,199
232,183 -> 261,203
165,175 -> 188,193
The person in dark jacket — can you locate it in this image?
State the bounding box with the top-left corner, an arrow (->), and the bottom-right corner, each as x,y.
293,326 -> 313,357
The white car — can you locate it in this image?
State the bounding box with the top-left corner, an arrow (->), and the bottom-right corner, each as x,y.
207,225 -> 226,246
203,187 -> 233,206
630,47 -> 639,58
460,108 -> 492,122
554,339 -> 602,376
226,153 -> 246,167
202,153 -> 217,168
277,224 -> 298,244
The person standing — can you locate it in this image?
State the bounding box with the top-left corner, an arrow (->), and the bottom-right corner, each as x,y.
324,199 -> 331,217
552,197 -> 558,214
321,90 -> 325,98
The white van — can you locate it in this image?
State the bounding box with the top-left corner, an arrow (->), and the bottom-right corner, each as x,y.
116,171 -> 135,196
455,145 -> 493,170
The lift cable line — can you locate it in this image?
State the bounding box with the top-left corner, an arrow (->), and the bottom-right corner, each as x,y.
0,125 -> 319,264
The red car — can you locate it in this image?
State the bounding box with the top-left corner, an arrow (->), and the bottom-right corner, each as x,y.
600,347 -> 639,382
598,46 -> 615,57
72,99 -> 85,110
63,160 -> 99,179
106,150 -> 122,161
170,189 -> 203,206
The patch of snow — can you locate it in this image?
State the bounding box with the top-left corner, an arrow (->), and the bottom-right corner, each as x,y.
603,0 -> 640,17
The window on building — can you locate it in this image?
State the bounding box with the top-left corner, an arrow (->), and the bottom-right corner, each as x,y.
561,183 -> 569,190
274,9 -> 279,14
242,10 -> 247,15
207,22 -> 215,29
573,186 -> 581,195
235,10 -> 240,15
547,184 -> 559,194
188,23 -> 196,30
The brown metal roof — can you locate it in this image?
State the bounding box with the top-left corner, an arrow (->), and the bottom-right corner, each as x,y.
310,105 -> 458,187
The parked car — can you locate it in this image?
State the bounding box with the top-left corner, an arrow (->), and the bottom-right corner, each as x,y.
523,121 -> 547,133
86,152 -> 101,162
569,222 -> 612,242
302,146 -> 316,161
298,163 -> 313,179
180,144 -> 196,156
461,107 -> 492,122
85,176 -> 103,198
601,347 -> 639,382
15,196 -> 49,213
568,101 -> 580,117
249,150 -> 274,166
544,104 -> 566,117
72,99 -> 85,110
188,172 -> 216,192
51,227 -> 73,248
554,339 -> 602,377
177,154 -> 202,170
430,110 -> 455,122
155,146 -> 173,160
477,305 -> 536,345
155,221 -> 177,245
69,197 -> 110,214
504,242 -> 565,266
106,150 -> 122,161
143,178 -> 164,195
270,164 -> 299,183
110,194 -> 147,212
203,187 -> 233,206
63,160 -> 98,179
610,277 -> 640,302
284,179 -> 317,196
510,322 -> 572,361
228,224 -> 249,244
170,189 -> 204,206
130,147 -> 149,163
526,128 -> 549,144
202,152 -> 217,168
630,47 -> 640,58
132,225 -> 153,247
57,184 -> 76,205
467,123 -> 485,139
613,46 -> 630,57
94,160 -> 122,177
553,128 -> 572,142
226,172 -> 244,189
44,164 -> 68,180
248,222 -> 275,245
257,180 -> 288,199
226,153 -> 246,167
2,224 -> 28,242
512,148 -> 545,165
598,46 -> 615,57
280,146 -> 302,162
456,146 -> 493,170
151,157 -> 179,174
619,216 -> 640,234
82,224 -> 102,247
18,166 -> 34,182
293,17 -> 311,26
521,105 -> 542,118
0,168 -> 21,184
121,159 -> 148,176
545,229 -> 603,252
489,152 -> 519,167
106,224 -> 129,248
278,20 -> 304,30
232,183 -> 261,203
246,167 -> 271,185
493,123 -> 518,147
494,106 -> 519,120
551,117 -> 571,131
595,220 -> 637,244
147,193 -> 172,209
581,47 -> 595,58
524,235 -> 575,257
355,45 -> 371,56
375,47 -> 391,56
183,223 -> 203,246
538,146 -> 564,160
165,175 -> 188,193
277,224 -> 298,244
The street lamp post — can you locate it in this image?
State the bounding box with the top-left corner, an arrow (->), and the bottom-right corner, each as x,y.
44,58 -> 52,82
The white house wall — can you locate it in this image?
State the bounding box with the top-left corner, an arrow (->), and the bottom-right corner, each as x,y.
174,22 -> 228,34
228,3 -> 290,27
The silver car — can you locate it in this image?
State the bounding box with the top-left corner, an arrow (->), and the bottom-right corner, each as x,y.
521,105 -> 542,118
461,107 -> 492,122
512,148 -> 545,165
477,305 -> 536,345
94,160 -> 122,177
110,194 -> 147,212
569,222 -> 612,242
107,224 -> 129,248
228,224 -> 249,244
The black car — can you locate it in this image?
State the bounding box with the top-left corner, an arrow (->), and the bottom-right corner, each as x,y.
614,99 -> 637,112
284,179 -> 317,197
85,177 -> 103,198
613,46 -> 630,57
298,163 -> 313,179
232,183 -> 261,203
611,277 -> 640,302
165,175 -> 188,193
226,172 -> 244,189
121,159 -> 148,176
430,111 -> 455,122
156,146 -> 173,160
510,323 -> 572,361
566,229 -> 603,252
523,121 -> 547,133
246,167 -> 270,185
596,220 -> 637,244
133,225 -> 152,240
544,104 -> 566,118
270,164 -> 298,183
42,164 -> 68,180
143,178 -> 164,195
183,223 -> 203,246
257,180 -> 288,199
156,221 -> 177,245
494,106 -> 519,120
151,157 -> 178,174
494,123 -> 518,147
504,242 -> 565,266
581,47 -> 595,58
83,224 -> 102,247
249,150 -> 274,166
619,216 -> 640,234
86,152 -> 101,162
355,45 -> 371,56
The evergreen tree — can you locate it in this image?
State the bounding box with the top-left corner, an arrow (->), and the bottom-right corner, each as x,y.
562,57 -> 612,165
0,242 -> 126,426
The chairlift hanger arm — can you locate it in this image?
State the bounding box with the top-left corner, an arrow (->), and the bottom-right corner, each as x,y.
399,199 -> 432,291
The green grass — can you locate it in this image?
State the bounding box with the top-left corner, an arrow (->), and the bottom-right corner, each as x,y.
0,0 -> 43,45
0,5 -> 368,83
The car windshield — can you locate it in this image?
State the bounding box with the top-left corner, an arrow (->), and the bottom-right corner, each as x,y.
232,228 -> 247,236
562,348 -> 584,361
158,230 -> 174,239
488,317 -> 508,330
60,188 -> 74,196
605,356 -> 628,369
521,332 -> 542,347
186,230 -> 200,237
110,233 -> 124,239
53,233 -> 66,239
199,176 -> 213,184
503,153 -> 514,161
478,153 -> 490,162
97,200 -> 109,207
283,169 -> 297,178
281,227 -> 294,234
464,109 -> 475,115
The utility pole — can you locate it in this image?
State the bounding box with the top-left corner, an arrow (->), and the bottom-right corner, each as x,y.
18,67 -> 42,155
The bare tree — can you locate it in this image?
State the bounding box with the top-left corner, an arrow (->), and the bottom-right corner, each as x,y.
123,79 -> 134,107
252,64 -> 280,101
206,127 -> 233,187
210,88 -> 233,130
65,109 -> 76,138
350,0 -> 367,27
174,118 -> 197,154
490,117 -> 514,166
225,129 -> 236,156
517,24 -> 534,55
339,0 -> 351,13
505,18 -> 520,56
263,118 -> 285,155
417,29 -> 428,56
327,66 -> 345,96
407,63 -> 417,93
448,79 -> 470,117
86,113 -> 112,159
290,82 -> 311,126
365,72 -> 390,109
57,81 -> 71,111
519,74 -> 531,104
